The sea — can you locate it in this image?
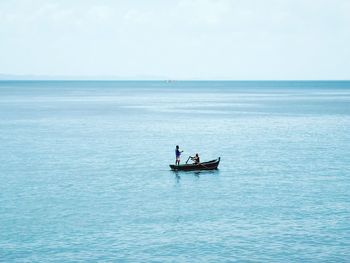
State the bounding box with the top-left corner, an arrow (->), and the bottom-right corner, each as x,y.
0,81 -> 349,262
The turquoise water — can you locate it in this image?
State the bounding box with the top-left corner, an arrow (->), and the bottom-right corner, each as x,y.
0,81 -> 349,262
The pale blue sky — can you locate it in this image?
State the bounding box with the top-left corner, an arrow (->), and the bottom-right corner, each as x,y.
0,0 -> 349,79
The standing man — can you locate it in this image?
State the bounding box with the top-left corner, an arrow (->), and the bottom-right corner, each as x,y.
175,145 -> 183,165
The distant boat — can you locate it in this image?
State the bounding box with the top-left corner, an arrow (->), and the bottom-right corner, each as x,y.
170,157 -> 220,171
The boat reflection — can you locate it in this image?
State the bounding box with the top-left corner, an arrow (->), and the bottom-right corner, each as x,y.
172,169 -> 220,179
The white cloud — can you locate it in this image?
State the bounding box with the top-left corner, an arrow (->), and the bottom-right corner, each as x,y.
124,9 -> 151,24
177,0 -> 231,26
87,5 -> 113,22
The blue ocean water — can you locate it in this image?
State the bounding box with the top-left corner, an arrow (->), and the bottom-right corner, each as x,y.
0,81 -> 349,262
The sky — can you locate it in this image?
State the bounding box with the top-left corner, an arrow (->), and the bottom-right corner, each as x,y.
0,0 -> 349,80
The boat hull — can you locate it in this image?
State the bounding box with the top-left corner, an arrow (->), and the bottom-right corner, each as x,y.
170,157 -> 220,171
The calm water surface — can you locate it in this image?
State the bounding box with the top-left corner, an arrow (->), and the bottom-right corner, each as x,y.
0,81 -> 349,262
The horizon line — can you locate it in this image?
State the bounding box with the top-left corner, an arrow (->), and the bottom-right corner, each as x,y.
0,79 -> 349,82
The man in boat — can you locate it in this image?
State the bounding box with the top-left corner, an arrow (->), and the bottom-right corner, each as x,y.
175,145 -> 183,165
190,153 -> 200,164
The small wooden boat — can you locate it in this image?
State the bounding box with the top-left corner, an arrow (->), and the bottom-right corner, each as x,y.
170,157 -> 220,171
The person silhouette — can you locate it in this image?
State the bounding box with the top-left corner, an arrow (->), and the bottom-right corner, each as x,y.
175,145 -> 183,165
